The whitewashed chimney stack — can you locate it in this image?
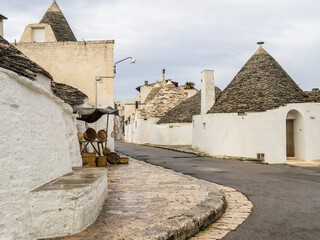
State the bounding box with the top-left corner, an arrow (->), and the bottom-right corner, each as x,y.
201,70 -> 215,114
0,15 -> 7,37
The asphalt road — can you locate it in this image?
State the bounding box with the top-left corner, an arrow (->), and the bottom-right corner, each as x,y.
116,141 -> 320,240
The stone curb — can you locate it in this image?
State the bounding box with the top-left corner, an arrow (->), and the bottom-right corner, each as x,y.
117,155 -> 227,240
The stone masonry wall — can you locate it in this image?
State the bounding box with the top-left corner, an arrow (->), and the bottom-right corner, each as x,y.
16,40 -> 114,107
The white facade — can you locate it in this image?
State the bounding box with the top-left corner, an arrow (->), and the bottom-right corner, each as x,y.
125,117 -> 192,146
192,103 -> 320,164
149,123 -> 192,145
0,67 -> 82,239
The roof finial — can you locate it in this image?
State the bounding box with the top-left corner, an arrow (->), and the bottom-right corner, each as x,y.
257,41 -> 264,46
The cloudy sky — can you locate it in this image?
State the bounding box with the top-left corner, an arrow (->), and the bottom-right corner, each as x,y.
2,0 -> 320,101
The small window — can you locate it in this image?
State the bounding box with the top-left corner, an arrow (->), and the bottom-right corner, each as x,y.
32,28 -> 45,42
203,122 -> 206,129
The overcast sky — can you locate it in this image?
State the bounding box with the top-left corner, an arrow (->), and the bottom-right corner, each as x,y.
2,0 -> 320,101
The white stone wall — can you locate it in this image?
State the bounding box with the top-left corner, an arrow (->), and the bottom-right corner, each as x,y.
149,123 -> 193,146
29,169 -> 108,239
124,119 -> 192,146
0,68 -> 81,240
192,103 -> 320,164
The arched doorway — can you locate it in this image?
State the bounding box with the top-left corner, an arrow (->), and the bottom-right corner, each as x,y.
286,110 -> 305,160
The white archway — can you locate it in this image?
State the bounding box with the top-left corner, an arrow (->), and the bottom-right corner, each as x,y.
286,110 -> 305,160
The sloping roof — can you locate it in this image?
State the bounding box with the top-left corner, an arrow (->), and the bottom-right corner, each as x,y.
139,82 -> 187,118
157,87 -> 221,124
143,85 -> 161,103
208,46 -> 308,114
0,14 -> 7,20
0,35 -> 52,80
40,1 -> 76,42
54,82 -> 88,106
305,89 -> 320,102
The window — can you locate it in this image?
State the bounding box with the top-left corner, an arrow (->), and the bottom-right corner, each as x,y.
32,28 -> 45,42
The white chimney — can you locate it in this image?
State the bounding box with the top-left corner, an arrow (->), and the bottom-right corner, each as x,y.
0,15 -> 7,37
201,70 -> 215,115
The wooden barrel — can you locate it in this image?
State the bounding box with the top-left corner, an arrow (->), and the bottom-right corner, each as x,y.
83,128 -> 97,141
97,129 -> 108,142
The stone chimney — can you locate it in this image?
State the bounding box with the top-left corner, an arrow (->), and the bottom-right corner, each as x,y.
162,68 -> 165,81
0,14 -> 8,37
201,70 -> 215,115
144,80 -> 148,86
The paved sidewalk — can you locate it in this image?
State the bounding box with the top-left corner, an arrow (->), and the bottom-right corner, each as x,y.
50,158 -> 226,240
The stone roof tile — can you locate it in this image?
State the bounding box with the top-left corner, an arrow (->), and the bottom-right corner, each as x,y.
40,1 -> 76,42
140,82 -> 187,118
157,87 -> 221,124
208,46 -> 308,114
53,82 -> 88,106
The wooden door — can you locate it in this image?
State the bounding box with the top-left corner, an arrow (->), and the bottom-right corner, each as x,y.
286,120 -> 294,157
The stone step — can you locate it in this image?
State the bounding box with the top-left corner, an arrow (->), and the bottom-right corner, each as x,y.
29,167 -> 108,239
287,157 -> 305,162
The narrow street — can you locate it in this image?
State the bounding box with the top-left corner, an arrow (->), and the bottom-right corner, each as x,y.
116,141 -> 320,240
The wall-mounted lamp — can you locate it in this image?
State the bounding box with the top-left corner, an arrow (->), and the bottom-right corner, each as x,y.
114,56 -> 136,74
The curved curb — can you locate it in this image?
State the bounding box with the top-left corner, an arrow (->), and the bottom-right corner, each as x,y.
190,185 -> 253,240
143,179 -> 227,240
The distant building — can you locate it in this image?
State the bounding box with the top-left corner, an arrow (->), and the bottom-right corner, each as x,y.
125,77 -> 188,144
193,44 -> 320,164
154,87 -> 221,145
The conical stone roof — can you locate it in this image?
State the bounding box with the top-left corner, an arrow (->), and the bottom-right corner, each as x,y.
143,83 -> 161,103
208,46 -> 308,114
158,87 -> 221,124
40,1 -> 77,42
140,82 -> 187,118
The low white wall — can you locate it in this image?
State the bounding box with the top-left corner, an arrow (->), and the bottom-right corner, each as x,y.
149,123 -> 192,146
0,68 -> 81,240
192,103 -> 320,164
29,168 -> 108,239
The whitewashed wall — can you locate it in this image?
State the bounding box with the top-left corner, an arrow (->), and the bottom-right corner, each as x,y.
192,103 -> 320,164
0,68 -> 81,240
149,123 -> 192,145
124,119 -> 192,146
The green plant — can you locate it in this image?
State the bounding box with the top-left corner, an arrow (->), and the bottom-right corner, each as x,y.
185,82 -> 195,89
199,226 -> 207,232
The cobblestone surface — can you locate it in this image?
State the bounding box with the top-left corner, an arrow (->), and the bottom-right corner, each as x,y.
49,159 -> 226,240
190,185 -> 253,240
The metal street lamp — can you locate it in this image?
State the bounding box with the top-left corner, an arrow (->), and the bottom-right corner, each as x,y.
113,56 -> 136,74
